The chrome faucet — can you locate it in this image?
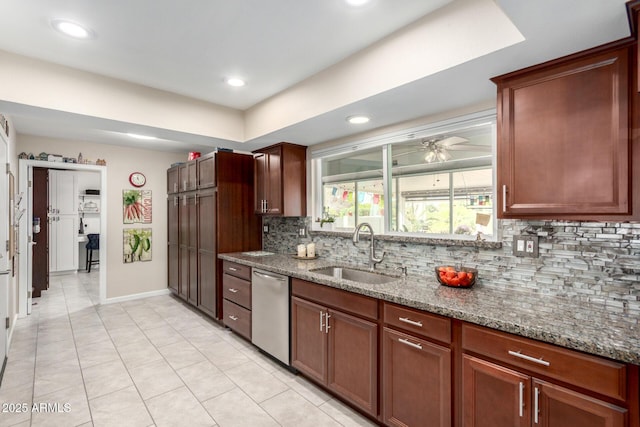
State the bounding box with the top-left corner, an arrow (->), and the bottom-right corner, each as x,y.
352,223 -> 384,270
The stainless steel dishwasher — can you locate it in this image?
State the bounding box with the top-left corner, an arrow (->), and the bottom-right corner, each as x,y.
251,269 -> 291,366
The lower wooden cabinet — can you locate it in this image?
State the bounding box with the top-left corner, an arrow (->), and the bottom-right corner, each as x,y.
291,282 -> 378,417
222,261 -> 252,340
462,355 -> 628,427
382,327 -> 451,427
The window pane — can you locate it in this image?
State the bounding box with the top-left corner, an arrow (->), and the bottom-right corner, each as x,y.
321,147 -> 383,231
452,169 -> 493,236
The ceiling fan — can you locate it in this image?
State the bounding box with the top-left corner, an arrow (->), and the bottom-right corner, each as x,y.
392,136 -> 490,163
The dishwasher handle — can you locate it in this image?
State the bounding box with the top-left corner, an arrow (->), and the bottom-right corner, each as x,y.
253,270 -> 287,282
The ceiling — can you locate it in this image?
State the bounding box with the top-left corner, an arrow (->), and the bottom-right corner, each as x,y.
0,0 -> 633,153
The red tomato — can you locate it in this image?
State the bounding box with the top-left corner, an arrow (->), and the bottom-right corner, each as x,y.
457,271 -> 468,280
445,271 -> 456,279
448,277 -> 461,286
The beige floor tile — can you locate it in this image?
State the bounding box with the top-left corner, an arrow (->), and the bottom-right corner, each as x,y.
157,339 -> 207,370
107,325 -> 149,348
1,357 -> 36,390
82,359 -> 134,400
76,338 -> 120,369
117,339 -> 163,369
202,388 -> 278,427
199,341 -> 250,371
225,361 -> 289,403
261,389 -> 341,427
0,382 -> 33,426
89,385 -> 153,427
319,398 -> 378,427
30,383 -> 91,427
34,360 -> 84,398
128,359 -> 184,400
143,324 -> 184,348
177,361 -> 235,402
145,386 -> 216,427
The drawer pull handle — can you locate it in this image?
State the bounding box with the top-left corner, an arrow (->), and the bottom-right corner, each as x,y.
228,315 -> 238,321
508,350 -> 550,367
228,267 -> 238,271
534,386 -> 540,424
228,288 -> 238,293
518,381 -> 524,418
399,317 -> 423,327
398,338 -> 422,350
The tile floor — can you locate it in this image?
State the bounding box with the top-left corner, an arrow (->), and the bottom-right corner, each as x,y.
0,272 -> 376,427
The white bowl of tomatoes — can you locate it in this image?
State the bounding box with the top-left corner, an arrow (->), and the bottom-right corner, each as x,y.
435,266 -> 477,288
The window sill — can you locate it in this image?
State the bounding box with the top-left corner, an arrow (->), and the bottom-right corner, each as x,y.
309,229 -> 502,249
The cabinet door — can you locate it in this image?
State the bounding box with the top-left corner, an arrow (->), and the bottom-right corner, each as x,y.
462,355 -> 530,427
327,308 -> 378,416
178,246 -> 188,300
197,154 -> 216,189
187,195 -> 198,306
534,380 -> 626,427
496,47 -> 630,218
167,243 -> 179,293
167,196 -> 179,245
254,153 -> 267,214
49,216 -> 78,272
291,297 -> 327,384
197,190 -> 216,316
167,166 -> 179,194
383,328 -> 451,427
51,170 -> 78,215
264,145 -> 282,214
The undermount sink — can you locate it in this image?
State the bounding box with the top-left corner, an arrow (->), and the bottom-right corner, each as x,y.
311,266 -> 398,284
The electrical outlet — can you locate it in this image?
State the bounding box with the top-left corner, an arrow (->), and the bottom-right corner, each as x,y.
299,227 -> 306,237
263,225 -> 269,233
513,235 -> 539,258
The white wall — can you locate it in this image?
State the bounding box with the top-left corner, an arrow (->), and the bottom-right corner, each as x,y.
17,135 -> 184,299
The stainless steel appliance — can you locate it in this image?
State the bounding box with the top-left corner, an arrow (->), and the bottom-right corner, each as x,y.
251,269 -> 291,366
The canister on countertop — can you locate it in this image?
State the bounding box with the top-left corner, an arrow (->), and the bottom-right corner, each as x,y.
297,244 -> 307,258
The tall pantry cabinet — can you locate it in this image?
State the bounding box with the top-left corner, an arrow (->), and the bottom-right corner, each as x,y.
167,151 -> 260,319
49,170 -> 79,272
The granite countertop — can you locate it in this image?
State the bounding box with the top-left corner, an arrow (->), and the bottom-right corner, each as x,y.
219,252 -> 640,365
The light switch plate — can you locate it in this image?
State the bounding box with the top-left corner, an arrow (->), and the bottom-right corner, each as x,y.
513,235 -> 539,258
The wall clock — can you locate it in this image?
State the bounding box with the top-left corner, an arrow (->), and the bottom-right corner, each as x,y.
129,172 -> 146,188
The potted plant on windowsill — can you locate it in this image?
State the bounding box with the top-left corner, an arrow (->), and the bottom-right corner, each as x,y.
316,216 -> 335,231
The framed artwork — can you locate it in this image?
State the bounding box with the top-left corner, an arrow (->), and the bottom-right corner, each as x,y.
123,228 -> 152,263
123,189 -> 152,224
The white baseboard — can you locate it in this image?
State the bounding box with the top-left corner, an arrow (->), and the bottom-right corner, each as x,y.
103,288 -> 171,305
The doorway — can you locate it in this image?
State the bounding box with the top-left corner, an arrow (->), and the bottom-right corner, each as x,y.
17,160 -> 107,317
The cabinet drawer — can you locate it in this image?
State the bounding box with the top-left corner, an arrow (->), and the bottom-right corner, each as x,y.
223,299 -> 251,340
462,323 -> 627,401
223,273 -> 251,309
292,278 -> 378,321
222,260 -> 251,281
383,303 -> 451,344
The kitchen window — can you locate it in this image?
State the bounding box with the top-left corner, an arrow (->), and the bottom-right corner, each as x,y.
313,111 -> 496,240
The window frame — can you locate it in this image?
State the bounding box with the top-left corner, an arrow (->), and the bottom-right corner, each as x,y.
311,109 -> 498,242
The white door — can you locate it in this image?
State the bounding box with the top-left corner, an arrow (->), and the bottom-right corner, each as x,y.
48,170 -> 78,272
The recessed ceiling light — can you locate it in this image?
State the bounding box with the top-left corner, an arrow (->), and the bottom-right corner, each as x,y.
127,133 -> 157,140
51,20 -> 94,39
226,77 -> 246,87
345,0 -> 370,6
347,115 -> 370,124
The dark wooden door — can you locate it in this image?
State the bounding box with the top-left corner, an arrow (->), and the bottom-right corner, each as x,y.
382,327 -> 451,427
197,190 -> 216,316
254,153 -> 267,214
187,194 -> 198,306
327,308 -> 378,416
178,194 -> 189,299
32,167 -> 49,297
495,46 -> 630,219
534,380 -> 626,427
197,154 -> 216,189
462,355 -> 530,427
264,145 -> 282,214
291,297 -> 327,384
167,195 -> 179,294
167,166 -> 179,194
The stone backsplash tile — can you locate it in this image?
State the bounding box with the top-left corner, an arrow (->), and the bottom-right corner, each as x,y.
262,217 -> 640,312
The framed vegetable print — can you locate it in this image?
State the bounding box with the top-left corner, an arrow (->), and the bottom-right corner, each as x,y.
123,189 -> 152,224
123,228 -> 152,263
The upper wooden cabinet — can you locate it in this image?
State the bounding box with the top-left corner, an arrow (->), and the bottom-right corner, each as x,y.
167,151 -> 217,194
196,152 -> 216,189
492,42 -> 635,220
253,142 -> 307,216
